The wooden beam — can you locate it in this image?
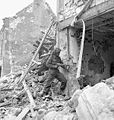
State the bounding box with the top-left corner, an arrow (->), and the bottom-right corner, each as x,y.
15,107 -> 30,120
59,0 -> 114,30
45,37 -> 55,41
17,21 -> 55,84
22,80 -> 36,107
32,60 -> 41,65
82,0 -> 114,20
94,28 -> 106,33
86,17 -> 114,30
22,80 -> 36,117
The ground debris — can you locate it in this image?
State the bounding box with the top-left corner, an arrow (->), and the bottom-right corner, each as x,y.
1,65 -> 114,120
76,82 -> 114,120
0,68 -> 77,120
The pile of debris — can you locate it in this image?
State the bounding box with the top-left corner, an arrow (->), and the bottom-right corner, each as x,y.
0,66 -> 78,120
0,66 -> 114,120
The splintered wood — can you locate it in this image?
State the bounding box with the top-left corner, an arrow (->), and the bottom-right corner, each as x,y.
15,107 -> 30,120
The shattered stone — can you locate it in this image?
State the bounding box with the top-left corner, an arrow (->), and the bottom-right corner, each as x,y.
1,59 -> 114,120
76,82 -> 114,120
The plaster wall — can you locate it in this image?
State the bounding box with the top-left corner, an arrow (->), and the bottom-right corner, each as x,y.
69,28 -> 79,63
59,29 -> 68,62
58,28 -> 80,96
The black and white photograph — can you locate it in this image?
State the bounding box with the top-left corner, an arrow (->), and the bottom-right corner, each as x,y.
0,0 -> 114,120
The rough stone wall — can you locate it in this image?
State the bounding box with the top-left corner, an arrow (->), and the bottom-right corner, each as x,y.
1,0 -> 55,75
81,31 -> 114,85
58,21 -> 114,90
57,0 -> 108,21
57,0 -> 112,90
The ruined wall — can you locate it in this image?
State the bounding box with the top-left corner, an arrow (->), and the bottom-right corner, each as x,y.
0,32 -> 2,59
0,18 -> 11,76
59,29 -> 68,62
57,0 -> 114,89
57,0 -> 108,21
81,31 -> 114,85
59,27 -> 79,64
58,21 -> 114,90
57,0 -> 114,88
1,0 -> 55,75
69,27 -> 79,63
59,28 -> 80,96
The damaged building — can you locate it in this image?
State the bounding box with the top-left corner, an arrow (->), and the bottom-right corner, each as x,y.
0,0 -> 55,76
0,0 -> 114,120
57,0 -> 114,86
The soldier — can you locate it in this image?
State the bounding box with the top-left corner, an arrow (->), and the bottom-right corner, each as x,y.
40,48 -> 68,97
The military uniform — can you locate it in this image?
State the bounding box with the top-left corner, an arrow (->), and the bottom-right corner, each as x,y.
41,48 -> 67,96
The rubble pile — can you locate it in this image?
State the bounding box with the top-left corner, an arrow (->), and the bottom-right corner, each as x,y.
76,78 -> 114,120
0,68 -> 78,120
1,65 -> 114,120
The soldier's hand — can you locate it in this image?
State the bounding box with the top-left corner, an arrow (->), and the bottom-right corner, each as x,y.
57,63 -> 70,71
65,65 -> 70,71
61,64 -> 70,71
